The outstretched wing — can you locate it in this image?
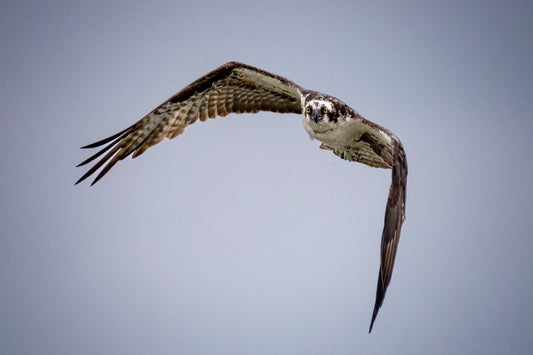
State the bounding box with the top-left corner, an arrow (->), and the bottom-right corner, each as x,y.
319,116 -> 407,333
369,136 -> 407,333
76,62 -> 305,185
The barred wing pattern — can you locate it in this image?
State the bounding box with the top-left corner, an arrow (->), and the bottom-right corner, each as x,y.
76,62 -> 305,185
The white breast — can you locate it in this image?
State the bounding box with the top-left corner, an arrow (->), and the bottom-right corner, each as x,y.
302,115 -> 365,149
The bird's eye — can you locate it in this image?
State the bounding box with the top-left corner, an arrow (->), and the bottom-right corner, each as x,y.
306,107 -> 311,114
323,107 -> 328,114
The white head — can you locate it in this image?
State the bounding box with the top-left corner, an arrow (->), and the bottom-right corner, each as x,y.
304,98 -> 339,124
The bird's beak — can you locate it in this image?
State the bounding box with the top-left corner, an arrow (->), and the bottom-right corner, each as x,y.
310,112 -> 322,123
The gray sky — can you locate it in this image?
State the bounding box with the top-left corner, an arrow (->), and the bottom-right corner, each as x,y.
1,0 -> 532,354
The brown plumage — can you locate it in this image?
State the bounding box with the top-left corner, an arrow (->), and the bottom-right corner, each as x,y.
369,137 -> 407,333
76,62 -> 306,185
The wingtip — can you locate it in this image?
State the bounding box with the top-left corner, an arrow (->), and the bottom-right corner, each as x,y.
74,174 -> 100,186
74,174 -> 86,185
369,314 -> 377,334
75,169 -> 94,186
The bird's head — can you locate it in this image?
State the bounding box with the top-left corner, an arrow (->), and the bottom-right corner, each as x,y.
304,98 -> 338,124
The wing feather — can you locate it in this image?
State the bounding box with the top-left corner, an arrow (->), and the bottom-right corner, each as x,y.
77,62 -> 305,185
320,115 -> 407,332
76,128 -> 131,167
369,136 -> 407,333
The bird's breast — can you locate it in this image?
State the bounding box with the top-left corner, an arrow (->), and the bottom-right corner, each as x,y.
302,117 -> 360,150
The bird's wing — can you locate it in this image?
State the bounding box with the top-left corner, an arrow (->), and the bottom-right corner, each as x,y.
322,116 -> 407,332
368,135 -> 407,333
76,62 -> 305,185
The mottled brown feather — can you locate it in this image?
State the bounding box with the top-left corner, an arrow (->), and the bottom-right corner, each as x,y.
76,62 -> 305,185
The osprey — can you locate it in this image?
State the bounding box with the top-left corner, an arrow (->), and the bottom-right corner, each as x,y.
76,62 -> 407,333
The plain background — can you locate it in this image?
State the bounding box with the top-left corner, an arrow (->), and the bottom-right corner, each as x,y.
1,0 -> 532,354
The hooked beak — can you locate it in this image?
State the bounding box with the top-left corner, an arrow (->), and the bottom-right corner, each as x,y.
310,111 -> 322,123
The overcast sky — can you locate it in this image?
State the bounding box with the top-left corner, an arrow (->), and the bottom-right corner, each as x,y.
1,0 -> 532,354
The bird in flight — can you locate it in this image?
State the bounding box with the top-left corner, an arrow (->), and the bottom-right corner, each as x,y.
76,62 -> 407,333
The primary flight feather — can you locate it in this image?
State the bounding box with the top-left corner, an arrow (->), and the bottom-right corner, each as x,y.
76,62 -> 407,333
